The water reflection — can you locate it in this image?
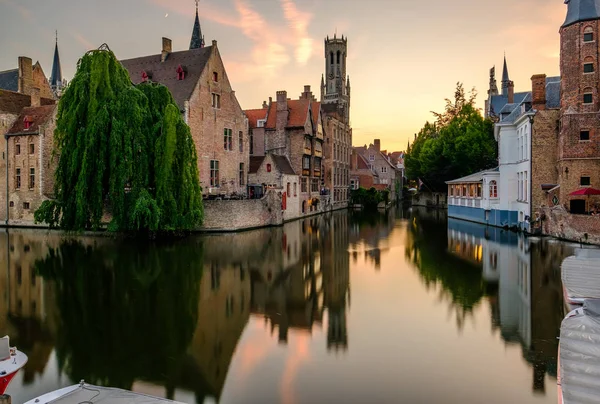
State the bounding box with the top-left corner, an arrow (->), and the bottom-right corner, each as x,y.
0,208 -> 578,404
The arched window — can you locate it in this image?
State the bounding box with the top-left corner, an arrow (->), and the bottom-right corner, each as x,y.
337,50 -> 341,64
490,180 -> 498,198
330,52 -> 334,65
584,26 -> 594,43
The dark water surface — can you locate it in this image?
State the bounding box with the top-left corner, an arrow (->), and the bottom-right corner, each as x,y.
1,208 -> 582,403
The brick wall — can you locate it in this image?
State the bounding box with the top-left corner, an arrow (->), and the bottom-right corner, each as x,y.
32,63 -> 54,100
323,114 -> 351,206
0,113 -> 19,220
250,126 -> 265,157
188,46 -> 249,197
201,190 -> 283,231
538,206 -> 600,245
531,109 -> 560,209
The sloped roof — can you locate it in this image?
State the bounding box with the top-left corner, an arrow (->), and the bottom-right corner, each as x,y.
499,93 -> 533,124
311,101 -> 320,130
0,90 -> 31,114
563,0 -> 600,28
0,69 -> 18,92
245,108 -> 267,129
355,153 -> 371,170
264,99 -> 311,129
120,46 -> 212,110
546,77 -> 561,109
249,156 -> 265,174
50,41 -> 63,89
272,155 -> 296,175
7,104 -> 56,135
446,167 -> 499,184
489,92 -> 529,117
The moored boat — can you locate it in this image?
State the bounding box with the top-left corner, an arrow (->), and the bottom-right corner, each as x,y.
24,381 -> 186,404
558,299 -> 600,404
0,335 -> 28,395
561,250 -> 600,313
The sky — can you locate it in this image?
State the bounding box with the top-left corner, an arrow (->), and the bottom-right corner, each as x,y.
0,0 -> 567,152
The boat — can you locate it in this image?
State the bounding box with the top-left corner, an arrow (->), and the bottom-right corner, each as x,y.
561,249 -> 600,313
0,335 -> 28,395
558,299 -> 600,404
24,381 -> 186,404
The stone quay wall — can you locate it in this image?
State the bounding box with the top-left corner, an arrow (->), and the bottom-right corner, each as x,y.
538,206 -> 600,245
201,190 -> 283,232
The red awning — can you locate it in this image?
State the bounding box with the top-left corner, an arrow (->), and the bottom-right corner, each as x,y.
569,188 -> 600,196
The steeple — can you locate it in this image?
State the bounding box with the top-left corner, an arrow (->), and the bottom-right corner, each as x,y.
501,54 -> 510,96
189,0 -> 205,49
50,30 -> 64,96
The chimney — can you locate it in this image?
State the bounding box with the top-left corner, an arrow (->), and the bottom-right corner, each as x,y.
212,40 -> 217,47
161,37 -> 172,62
269,97 -> 273,105
508,80 -> 515,104
262,100 -> 268,109
30,87 -> 40,107
531,74 -> 547,111
374,139 -> 381,152
18,56 -> 33,95
276,91 -> 288,111
351,149 -> 358,169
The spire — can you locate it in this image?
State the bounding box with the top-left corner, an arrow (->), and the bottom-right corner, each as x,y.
189,0 -> 205,49
501,54 -> 510,96
50,30 -> 63,92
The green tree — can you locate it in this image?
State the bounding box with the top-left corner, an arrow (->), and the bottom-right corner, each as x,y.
405,83 -> 496,191
34,46 -> 203,232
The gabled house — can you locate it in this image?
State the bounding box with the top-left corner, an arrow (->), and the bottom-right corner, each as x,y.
350,149 -> 378,190
245,104 -> 268,157
120,6 -> 248,198
356,139 -> 398,199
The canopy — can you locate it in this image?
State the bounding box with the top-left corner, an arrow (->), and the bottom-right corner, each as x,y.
559,299 -> 600,404
569,188 -> 600,196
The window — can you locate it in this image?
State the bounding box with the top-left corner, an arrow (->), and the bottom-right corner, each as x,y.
29,143 -> 34,154
580,130 -> 590,141
15,168 -> 20,189
330,51 -> 334,65
337,50 -> 341,64
23,202 -> 30,210
239,131 -> 243,152
381,166 -> 387,173
293,182 -> 297,196
301,177 -> 308,193
213,72 -> 218,82
477,184 -> 482,198
581,176 -> 591,186
212,93 -> 221,108
15,144 -> 20,155
266,163 -> 271,172
490,180 -> 498,198
249,132 -> 254,155
584,93 -> 593,104
524,171 -> 528,202
9,201 -> 13,208
369,155 -> 375,162
239,163 -> 245,186
29,168 -> 35,189
311,178 -> 319,192
287,182 -> 291,197
210,160 -> 219,187
584,32 -> 594,43
176,65 -> 185,80
302,156 -> 311,170
584,63 -> 595,73
223,128 -> 232,150
23,120 -> 31,130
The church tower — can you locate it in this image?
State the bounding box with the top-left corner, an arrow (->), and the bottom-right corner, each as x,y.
50,31 -> 65,98
321,34 -> 350,123
189,0 -> 205,49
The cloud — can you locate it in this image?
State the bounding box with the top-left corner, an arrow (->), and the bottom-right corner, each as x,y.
151,0 -> 316,82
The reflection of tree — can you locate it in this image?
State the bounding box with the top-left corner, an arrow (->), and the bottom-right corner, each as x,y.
34,239 -> 202,391
405,208 -> 489,330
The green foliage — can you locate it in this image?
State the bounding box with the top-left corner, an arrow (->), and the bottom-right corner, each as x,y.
350,187 -> 386,210
405,82 -> 497,191
35,48 -> 203,232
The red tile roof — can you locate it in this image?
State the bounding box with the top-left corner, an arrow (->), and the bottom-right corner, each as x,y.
0,90 -> 32,115
265,99 -> 311,130
245,108 -> 267,129
8,105 -> 56,135
311,102 -> 320,130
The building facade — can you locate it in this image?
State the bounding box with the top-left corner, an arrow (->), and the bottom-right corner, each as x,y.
121,7 -> 249,199
356,140 -> 398,199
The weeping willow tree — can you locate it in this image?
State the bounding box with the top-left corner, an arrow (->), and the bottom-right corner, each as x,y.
35,45 -> 203,232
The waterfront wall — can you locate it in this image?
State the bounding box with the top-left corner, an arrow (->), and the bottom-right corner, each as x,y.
448,205 -> 518,228
201,190 -> 283,232
412,192 -> 447,208
538,206 -> 600,245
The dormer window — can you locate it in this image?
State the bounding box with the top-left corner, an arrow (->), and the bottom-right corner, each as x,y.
176,65 -> 186,80
23,116 -> 32,130
213,72 -> 218,82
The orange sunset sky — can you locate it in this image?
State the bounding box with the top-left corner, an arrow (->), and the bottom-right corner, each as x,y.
0,0 -> 566,152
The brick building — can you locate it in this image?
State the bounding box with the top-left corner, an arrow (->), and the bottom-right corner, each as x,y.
350,148 -> 378,190
120,5 -> 249,198
355,140 -> 398,199
555,0 -> 600,212
320,34 -> 352,208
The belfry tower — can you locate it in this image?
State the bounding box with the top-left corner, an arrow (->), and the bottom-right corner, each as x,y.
321,34 -> 350,123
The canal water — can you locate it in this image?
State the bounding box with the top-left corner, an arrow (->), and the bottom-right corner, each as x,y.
0,207 -> 588,403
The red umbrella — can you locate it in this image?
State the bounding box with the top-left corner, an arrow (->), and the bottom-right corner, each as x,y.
569,188 -> 600,196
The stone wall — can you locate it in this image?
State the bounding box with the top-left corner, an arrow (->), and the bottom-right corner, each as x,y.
531,109 -> 560,210
537,206 -> 600,245
412,192 -> 447,208
201,190 -> 283,231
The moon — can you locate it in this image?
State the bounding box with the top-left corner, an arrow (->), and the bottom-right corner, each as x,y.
165,13 -> 169,17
